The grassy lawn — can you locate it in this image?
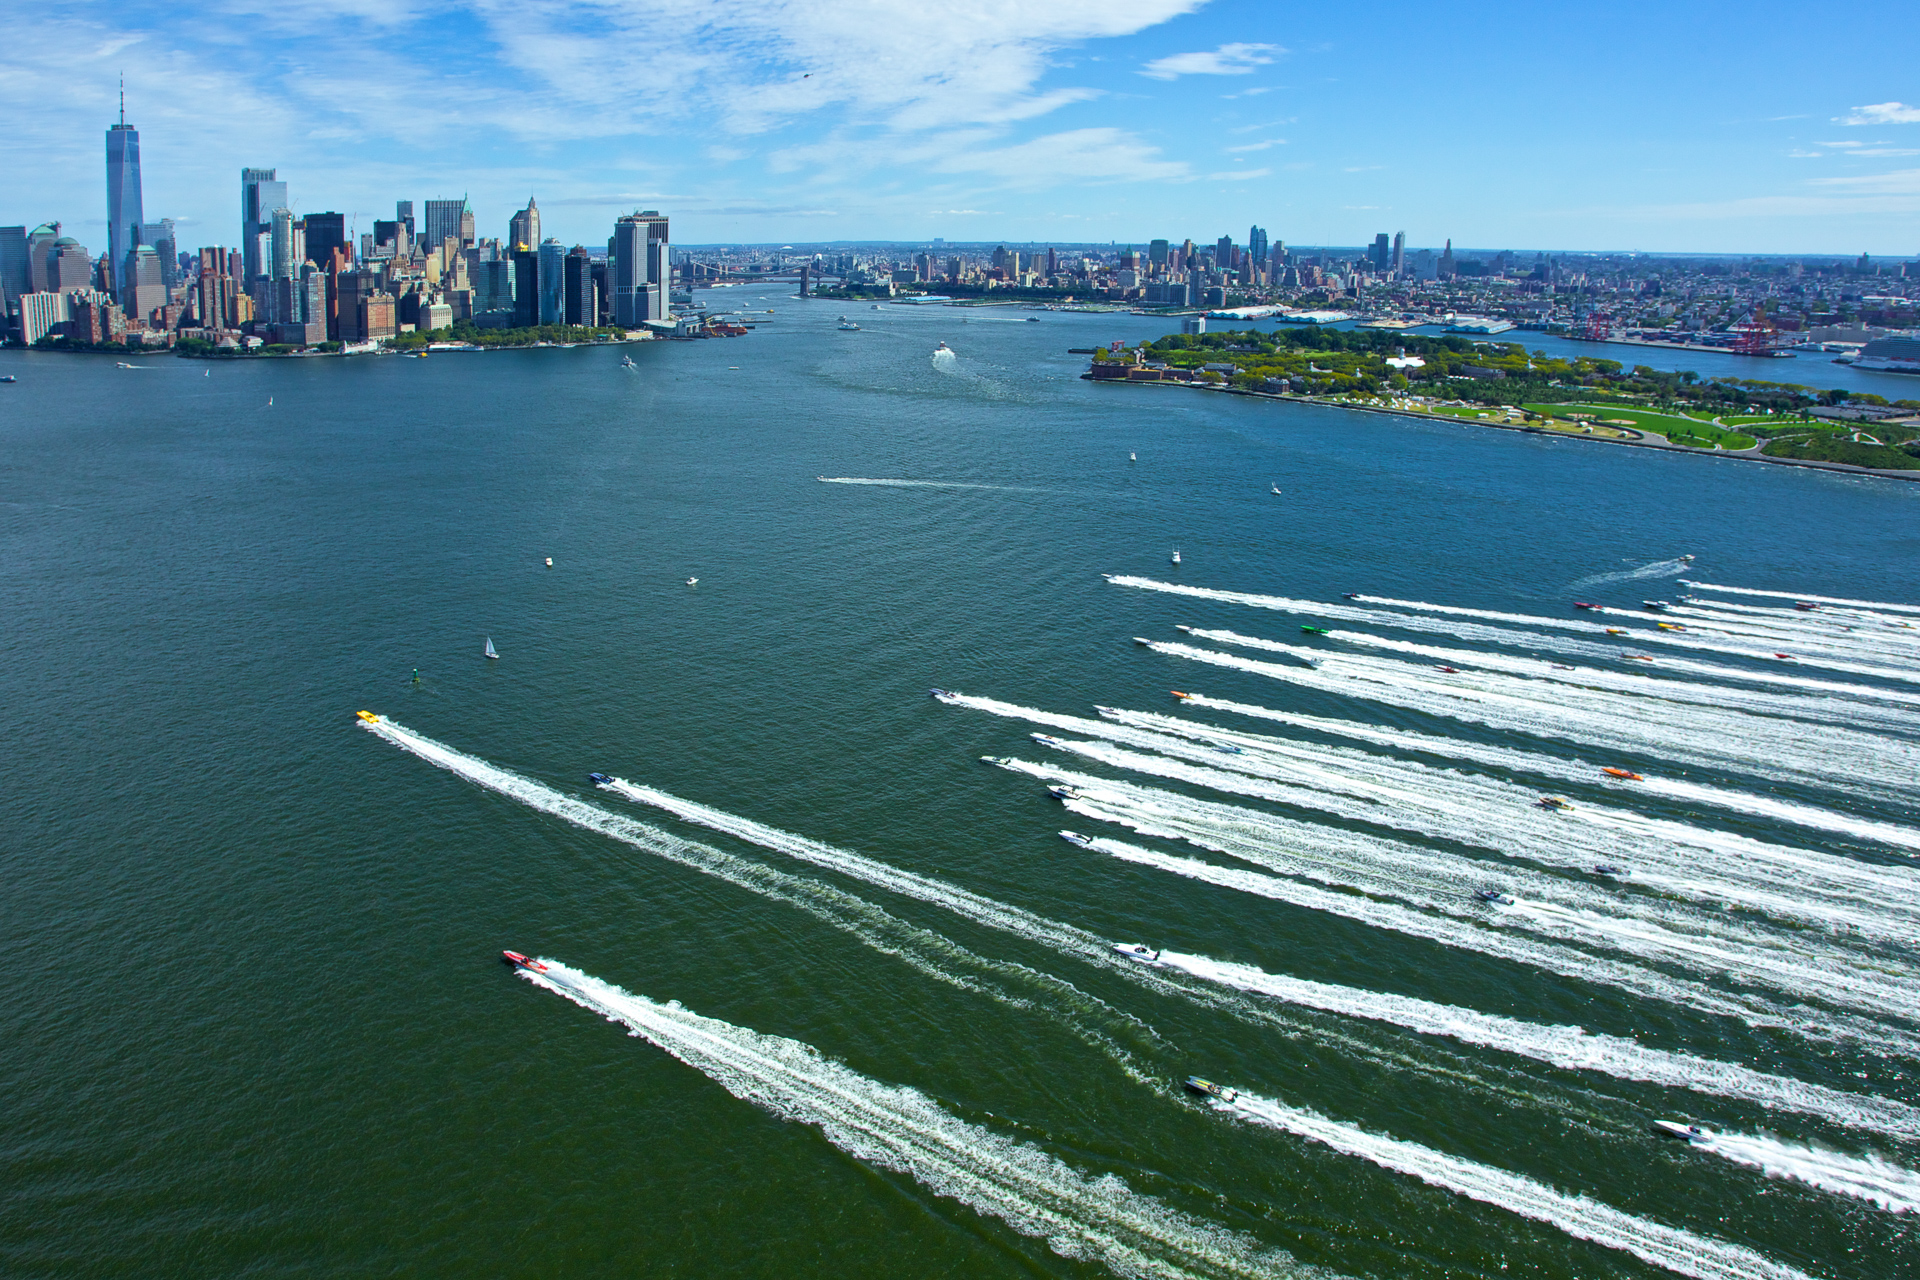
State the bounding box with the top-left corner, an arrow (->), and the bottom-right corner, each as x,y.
1526,403 -> 1754,450
1762,435 -> 1920,470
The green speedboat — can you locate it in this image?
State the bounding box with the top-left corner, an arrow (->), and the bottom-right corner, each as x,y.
1300,626 -> 1329,636
1184,1076 -> 1238,1103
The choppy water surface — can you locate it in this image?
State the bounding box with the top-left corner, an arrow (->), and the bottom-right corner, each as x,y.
2,289 -> 1917,1278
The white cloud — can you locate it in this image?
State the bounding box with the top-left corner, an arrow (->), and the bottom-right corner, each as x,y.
1140,43 -> 1283,80
1807,167 -> 1920,194
935,128 -> 1190,186
1205,167 -> 1272,181
1225,138 -> 1286,153
1836,102 -> 1920,125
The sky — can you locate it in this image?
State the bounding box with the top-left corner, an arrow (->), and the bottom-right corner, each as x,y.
5,0 -> 1919,257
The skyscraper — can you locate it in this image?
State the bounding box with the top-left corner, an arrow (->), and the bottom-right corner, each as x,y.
270,208 -> 295,281
509,197 -> 541,253
49,237 -> 93,292
26,223 -> 60,294
395,200 -> 414,244
0,226 -> 29,308
423,198 -> 473,255
241,168 -> 287,285
140,219 -> 178,287
1370,233 -> 1390,271
304,213 -> 349,265
105,82 -> 144,301
611,210 -> 669,326
538,238 -> 565,325
563,247 -> 597,326
1148,239 -> 1169,269
1391,231 -> 1406,276
511,249 -> 541,327
1247,226 -> 1269,272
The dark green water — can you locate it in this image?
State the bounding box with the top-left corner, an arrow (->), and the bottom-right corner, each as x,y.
3,290 -> 1916,1278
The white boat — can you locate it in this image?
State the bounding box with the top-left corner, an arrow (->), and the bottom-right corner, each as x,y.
686,576 -> 699,586
1271,484 -> 1282,495
1111,942 -> 1163,964
1652,1120 -> 1710,1143
544,557 -> 553,567
484,637 -> 499,660
1060,831 -> 1096,848
620,355 -> 636,369
1171,548 -> 1182,565
837,317 -> 861,331
1129,452 -> 1137,461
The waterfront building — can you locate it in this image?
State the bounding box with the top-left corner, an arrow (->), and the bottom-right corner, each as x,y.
26,223 -> 60,294
611,210 -> 669,326
240,169 -> 287,286
105,85 -> 144,300
362,291 -> 397,342
509,197 -> 540,253
511,249 -> 540,327
335,269 -> 374,342
538,238 -> 565,325
423,198 -> 473,253
66,290 -> 126,345
0,226 -> 28,307
19,291 -> 71,345
473,258 -> 513,317
564,247 -> 597,326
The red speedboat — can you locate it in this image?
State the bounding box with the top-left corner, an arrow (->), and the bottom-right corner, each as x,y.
1573,601 -> 1599,610
1434,665 -> 1460,673
502,951 -> 548,973
1774,653 -> 1793,660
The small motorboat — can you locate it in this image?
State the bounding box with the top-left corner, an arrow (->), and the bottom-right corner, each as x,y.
1113,943 -> 1162,964
1679,555 -> 1695,563
1171,690 -> 1192,700
1622,654 -> 1654,662
587,772 -> 613,786
685,577 -> 699,585
620,354 -> 637,369
502,950 -> 548,973
1536,796 -> 1573,811
1605,627 -> 1627,636
1209,742 -> 1244,755
1656,622 -> 1685,631
1601,767 -> 1643,780
544,557 -> 553,567
1342,592 -> 1359,599
929,688 -> 954,699
934,340 -> 950,351
837,317 -> 861,330
1060,831 -> 1096,848
1129,452 -> 1137,461
1434,665 -> 1460,674
1031,733 -> 1065,748
1184,1076 -> 1238,1103
1170,548 -> 1182,565
1592,864 -> 1628,877
484,637 -> 499,660
1301,626 -> 1329,636
1573,601 -> 1599,610
1773,653 -> 1793,660
1794,602 -> 1817,612
0,375 -> 16,383
1642,600 -> 1670,611
1047,785 -> 1083,801
1473,888 -> 1515,905
355,710 -> 379,724
1652,1120 -> 1709,1143
1271,484 -> 1282,495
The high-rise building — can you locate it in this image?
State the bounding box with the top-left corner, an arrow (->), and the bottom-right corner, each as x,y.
19,291 -> 71,345
538,238 -> 565,325
395,200 -> 414,244
50,237 -> 93,292
1391,231 -> 1405,276
1216,235 -> 1235,270
26,223 -> 60,294
509,197 -> 541,254
140,219 -> 178,287
423,198 -> 473,254
304,213 -> 349,266
240,169 -> 287,285
1247,226 -> 1268,272
1148,239 -> 1169,269
1369,234 -> 1390,271
611,210 -> 669,326
270,208 -> 295,281
564,247 -> 597,326
511,249 -> 541,327
105,84 -> 144,300
0,226 -> 30,308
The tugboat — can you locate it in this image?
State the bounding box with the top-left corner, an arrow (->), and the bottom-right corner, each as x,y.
1184,1076 -> 1239,1103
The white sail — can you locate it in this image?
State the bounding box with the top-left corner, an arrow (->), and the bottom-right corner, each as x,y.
484,637 -> 498,659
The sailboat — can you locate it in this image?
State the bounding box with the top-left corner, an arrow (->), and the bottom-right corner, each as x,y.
484,637 -> 499,660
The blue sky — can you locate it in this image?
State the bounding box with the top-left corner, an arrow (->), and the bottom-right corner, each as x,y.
6,0 -> 1918,256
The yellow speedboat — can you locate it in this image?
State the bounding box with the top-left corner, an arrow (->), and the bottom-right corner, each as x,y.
356,710 -> 379,724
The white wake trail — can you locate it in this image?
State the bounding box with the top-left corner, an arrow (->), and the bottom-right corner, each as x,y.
816,476 -> 1037,492
1219,1093 -> 1819,1280
1683,581 -> 1920,617
1687,1129 -> 1920,1215
521,961 -> 1313,1279
1174,694 -> 1920,852
356,716 -> 1147,1064
598,764 -> 1920,1135
1140,639 -> 1920,801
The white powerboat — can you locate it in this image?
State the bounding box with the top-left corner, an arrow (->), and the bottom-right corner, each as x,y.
837,317 -> 861,330
1171,548 -> 1182,565
1652,1120 -> 1710,1143
1061,831 -> 1096,848
1112,942 -> 1162,964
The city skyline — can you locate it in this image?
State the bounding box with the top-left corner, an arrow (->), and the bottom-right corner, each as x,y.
2,1 -> 1918,255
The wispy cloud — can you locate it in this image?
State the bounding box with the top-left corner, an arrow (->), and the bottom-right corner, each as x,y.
1141,43 -> 1282,80
1836,102 -> 1920,126
1206,167 -> 1272,181
1225,138 -> 1286,153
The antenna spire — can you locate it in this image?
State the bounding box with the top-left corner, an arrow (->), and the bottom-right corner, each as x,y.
119,74 -> 125,124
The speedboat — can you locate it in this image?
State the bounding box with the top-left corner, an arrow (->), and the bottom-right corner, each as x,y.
1473,888 -> 1515,905
1434,665 -> 1459,674
1133,636 -> 1156,646
1271,484 -> 1282,495
1773,653 -> 1793,660
934,339 -> 949,350
1170,690 -> 1192,700
1536,796 -> 1573,810
1552,664 -> 1574,670
620,354 -> 637,369
1605,627 -> 1627,636
1342,592 -> 1359,600
1655,622 -> 1685,631
544,557 -> 553,567
1642,600 -> 1670,611
1031,733 -> 1065,748
587,772 -> 613,786
1061,831 -> 1096,848
355,710 -> 379,724
1573,601 -> 1599,610
1794,602 -> 1817,611
1301,626 -> 1329,636
1592,864 -> 1628,877
1679,554 -> 1695,563
1652,1120 -> 1709,1143
1184,1076 -> 1238,1103
1113,942 -> 1162,964
0,375 -> 16,383
502,950 -> 548,973
685,577 -> 698,585
1622,654 -> 1654,662
837,317 -> 861,330
1170,548 -> 1182,565
1210,742 -> 1244,755
1601,767 -> 1643,780
1130,452 -> 1137,461
1047,785 -> 1083,801
929,688 -> 954,699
